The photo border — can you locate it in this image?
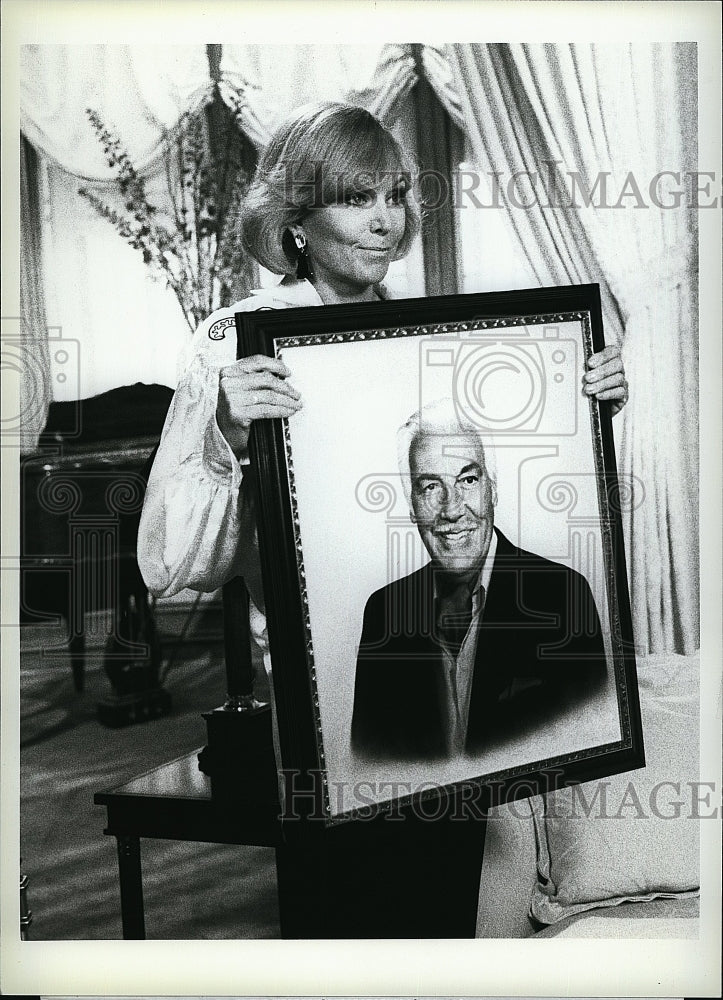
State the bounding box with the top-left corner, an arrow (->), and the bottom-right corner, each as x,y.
2,2 -> 719,996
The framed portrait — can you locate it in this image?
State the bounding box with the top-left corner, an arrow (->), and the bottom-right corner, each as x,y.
237,283 -> 642,827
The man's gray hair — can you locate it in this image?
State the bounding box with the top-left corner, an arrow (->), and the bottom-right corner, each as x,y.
397,397 -> 497,508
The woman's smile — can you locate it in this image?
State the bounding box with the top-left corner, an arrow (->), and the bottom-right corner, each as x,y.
296,180 -> 407,302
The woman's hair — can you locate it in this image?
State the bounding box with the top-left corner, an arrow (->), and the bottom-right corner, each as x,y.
240,101 -> 421,275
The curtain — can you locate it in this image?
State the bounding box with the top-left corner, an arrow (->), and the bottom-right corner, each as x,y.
433,43 -> 698,655
38,158 -> 189,400
433,44 -> 626,339
218,43 -> 418,142
421,44 -> 466,131
18,44 -> 426,402
19,135 -> 52,452
19,45 -> 215,400
20,44 -> 211,180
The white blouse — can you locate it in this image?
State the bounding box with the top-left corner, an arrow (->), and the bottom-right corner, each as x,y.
137,275 -> 389,652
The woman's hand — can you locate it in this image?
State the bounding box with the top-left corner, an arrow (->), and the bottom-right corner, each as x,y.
583,344 -> 629,416
216,355 -> 302,459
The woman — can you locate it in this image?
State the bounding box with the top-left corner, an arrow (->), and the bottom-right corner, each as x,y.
138,101 -> 627,626
137,101 -> 628,938
138,103 -> 423,623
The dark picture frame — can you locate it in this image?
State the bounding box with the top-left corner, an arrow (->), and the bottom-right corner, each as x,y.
237,283 -> 642,827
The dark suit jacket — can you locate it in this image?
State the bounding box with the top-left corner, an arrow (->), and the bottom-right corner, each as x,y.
351,529 -> 607,761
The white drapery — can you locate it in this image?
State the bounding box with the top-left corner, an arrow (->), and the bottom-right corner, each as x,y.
218,43 -> 418,142
20,45 -> 214,407
21,40 -> 700,655
20,44 -> 212,180
38,161 -> 191,400
19,43 -> 425,410
19,136 -> 53,452
436,43 -> 698,655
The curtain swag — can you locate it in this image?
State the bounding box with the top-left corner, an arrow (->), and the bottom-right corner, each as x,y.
20,43 -> 431,173
18,42 -> 698,654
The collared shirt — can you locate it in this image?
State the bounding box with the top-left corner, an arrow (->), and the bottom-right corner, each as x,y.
435,530 -> 498,756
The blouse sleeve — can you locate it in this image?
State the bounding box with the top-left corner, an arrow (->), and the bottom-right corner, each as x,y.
137,307 -> 263,602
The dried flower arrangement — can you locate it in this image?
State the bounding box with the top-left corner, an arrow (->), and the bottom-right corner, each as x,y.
79,100 -> 256,332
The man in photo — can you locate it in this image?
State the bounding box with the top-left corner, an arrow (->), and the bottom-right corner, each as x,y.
351,398 -> 607,761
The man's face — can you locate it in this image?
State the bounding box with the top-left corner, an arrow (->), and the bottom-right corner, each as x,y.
410,432 -> 496,579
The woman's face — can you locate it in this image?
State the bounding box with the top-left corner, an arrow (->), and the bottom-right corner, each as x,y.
297,174 -> 407,299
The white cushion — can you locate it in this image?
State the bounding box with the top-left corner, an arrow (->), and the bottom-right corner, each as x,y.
529,653 -> 700,925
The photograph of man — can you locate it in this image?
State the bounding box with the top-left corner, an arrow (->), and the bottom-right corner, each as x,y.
351,398 -> 607,761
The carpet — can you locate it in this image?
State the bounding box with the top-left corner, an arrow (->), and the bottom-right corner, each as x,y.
19,618 -> 281,940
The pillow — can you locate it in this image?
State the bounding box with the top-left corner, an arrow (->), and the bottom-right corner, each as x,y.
530,652 -> 700,926
476,798 -> 540,938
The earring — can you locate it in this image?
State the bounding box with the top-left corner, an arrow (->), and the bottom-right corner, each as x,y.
293,231 -> 314,281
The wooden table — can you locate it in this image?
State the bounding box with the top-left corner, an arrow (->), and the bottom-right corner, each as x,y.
94,749 -> 282,939
95,749 -> 487,940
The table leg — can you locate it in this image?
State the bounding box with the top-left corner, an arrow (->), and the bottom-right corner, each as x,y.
116,835 -> 145,939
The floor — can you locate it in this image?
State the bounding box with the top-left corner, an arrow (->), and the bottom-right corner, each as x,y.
19,610 -> 281,940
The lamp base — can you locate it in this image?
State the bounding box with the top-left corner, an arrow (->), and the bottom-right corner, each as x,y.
198,700 -> 278,800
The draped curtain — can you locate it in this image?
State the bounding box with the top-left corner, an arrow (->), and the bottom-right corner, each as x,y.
20,45 -> 214,411
218,43 -> 418,143
19,43 -> 424,417
20,45 -> 212,180
433,43 -> 698,655
19,43 -> 699,654
19,135 -> 52,453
